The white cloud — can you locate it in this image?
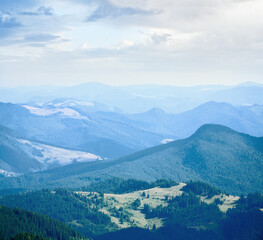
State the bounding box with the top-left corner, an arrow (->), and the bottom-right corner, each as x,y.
0,0 -> 263,86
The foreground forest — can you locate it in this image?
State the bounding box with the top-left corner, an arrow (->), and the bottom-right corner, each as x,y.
0,179 -> 262,240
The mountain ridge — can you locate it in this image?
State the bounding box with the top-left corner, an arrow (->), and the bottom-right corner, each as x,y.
1,124 -> 262,195
1,82 -> 263,113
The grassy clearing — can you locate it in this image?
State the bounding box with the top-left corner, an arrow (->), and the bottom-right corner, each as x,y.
201,194 -> 239,212
76,182 -> 239,230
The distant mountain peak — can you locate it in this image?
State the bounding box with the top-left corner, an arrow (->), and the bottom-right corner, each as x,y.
197,101 -> 233,109
8,123 -> 261,194
237,81 -> 263,87
43,98 -> 95,108
147,107 -> 166,115
192,124 -> 237,137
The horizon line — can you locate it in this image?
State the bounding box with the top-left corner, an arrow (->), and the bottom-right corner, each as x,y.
0,80 -> 262,89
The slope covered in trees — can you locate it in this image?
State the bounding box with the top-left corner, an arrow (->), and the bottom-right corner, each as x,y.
182,181 -> 222,197
2,124 -> 261,194
0,189 -> 116,237
81,178 -> 178,194
0,204 -> 84,240
1,181 -> 262,239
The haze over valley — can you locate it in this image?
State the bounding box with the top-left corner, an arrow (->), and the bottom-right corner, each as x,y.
0,82 -> 262,239
0,0 -> 263,239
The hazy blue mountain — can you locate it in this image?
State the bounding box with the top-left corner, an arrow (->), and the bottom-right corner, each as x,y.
96,83 -> 263,113
0,82 -> 262,113
0,102 -> 169,159
0,125 -> 103,176
0,126 -> 42,175
173,101 -> 263,137
41,98 -> 121,113
0,100 -> 263,165
127,101 -> 263,138
2,124 -> 262,194
0,82 -> 111,104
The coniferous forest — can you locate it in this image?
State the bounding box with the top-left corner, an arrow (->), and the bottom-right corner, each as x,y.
0,179 -> 262,239
0,204 -> 84,240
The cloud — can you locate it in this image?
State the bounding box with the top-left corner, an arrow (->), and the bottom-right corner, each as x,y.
86,0 -> 158,21
0,13 -> 22,28
77,30 -> 207,60
0,12 -> 22,38
24,33 -> 59,42
1,0 -> 263,87
20,6 -> 53,16
150,33 -> 171,45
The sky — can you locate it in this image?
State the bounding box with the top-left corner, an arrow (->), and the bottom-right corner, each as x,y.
0,0 -> 263,87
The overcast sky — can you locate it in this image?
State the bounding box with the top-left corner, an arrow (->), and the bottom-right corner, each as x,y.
0,0 -> 263,87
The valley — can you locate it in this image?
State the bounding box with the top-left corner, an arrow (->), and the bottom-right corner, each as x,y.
0,83 -> 262,239
0,126 -> 102,175
1,0 -> 263,237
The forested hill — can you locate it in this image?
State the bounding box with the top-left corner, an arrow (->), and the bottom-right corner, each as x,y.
0,188 -> 117,237
1,124 -> 262,195
1,180 -> 262,240
0,204 -> 85,240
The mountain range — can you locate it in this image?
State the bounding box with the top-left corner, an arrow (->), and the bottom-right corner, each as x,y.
0,101 -> 165,160
127,101 -> 263,138
0,99 -> 263,174
1,124 -> 262,195
0,82 -> 263,113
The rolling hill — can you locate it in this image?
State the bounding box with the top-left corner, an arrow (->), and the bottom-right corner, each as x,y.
0,101 -> 167,159
0,181 -> 236,237
0,125 -> 102,175
1,124 -> 262,194
127,101 -> 263,138
1,180 -> 262,240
